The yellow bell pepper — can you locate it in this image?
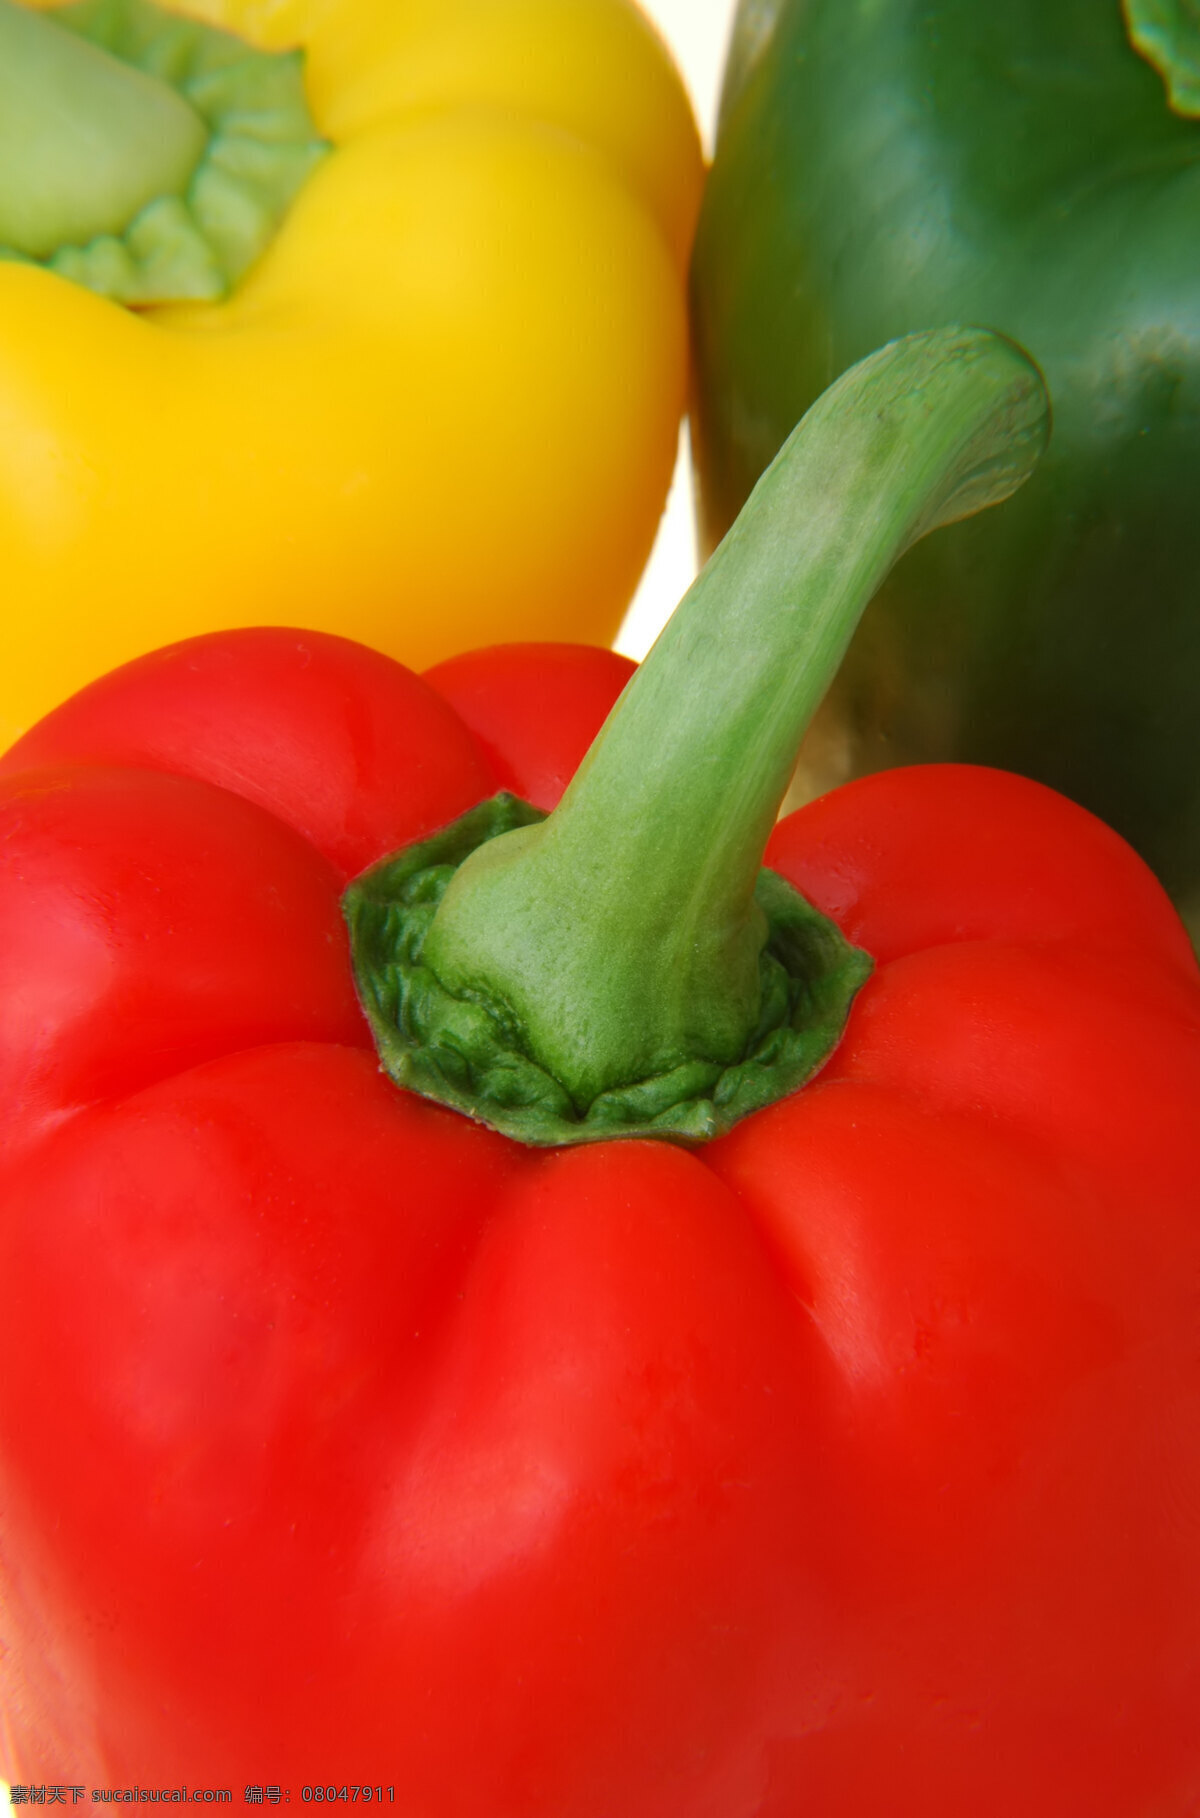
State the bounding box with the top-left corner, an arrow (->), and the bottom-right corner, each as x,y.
0,0 -> 703,746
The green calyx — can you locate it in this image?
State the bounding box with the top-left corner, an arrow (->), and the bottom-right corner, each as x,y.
1125,0 -> 1200,114
344,796 -> 874,1145
0,0 -> 327,305
345,328 -> 1051,1148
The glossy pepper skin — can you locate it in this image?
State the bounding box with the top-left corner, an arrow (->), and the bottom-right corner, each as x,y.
3,330 -> 1198,1814
691,0 -> 1200,933
0,0 -> 702,748
1,633 -> 1198,1811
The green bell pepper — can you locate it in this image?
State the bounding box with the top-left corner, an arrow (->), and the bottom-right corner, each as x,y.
691,0 -> 1200,936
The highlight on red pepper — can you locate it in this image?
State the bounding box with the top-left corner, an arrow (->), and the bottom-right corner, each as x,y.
0,0 -> 703,748
2,328 -> 1199,1814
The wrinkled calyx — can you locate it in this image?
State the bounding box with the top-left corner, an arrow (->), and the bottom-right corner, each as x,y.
345,328 -> 1051,1147
345,796 -> 874,1144
0,0 -> 327,304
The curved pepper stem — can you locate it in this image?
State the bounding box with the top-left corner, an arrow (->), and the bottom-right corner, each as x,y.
347,328 -> 1051,1145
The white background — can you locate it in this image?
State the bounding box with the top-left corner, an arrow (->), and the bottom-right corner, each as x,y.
614,0 -> 739,659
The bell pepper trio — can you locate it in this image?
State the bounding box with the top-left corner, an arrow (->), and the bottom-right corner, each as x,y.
1,0 -> 1199,1810
0,0 -> 702,747
2,328 -> 1198,1811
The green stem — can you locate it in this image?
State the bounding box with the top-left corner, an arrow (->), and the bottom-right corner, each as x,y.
346,328 -> 1050,1145
0,0 -> 207,257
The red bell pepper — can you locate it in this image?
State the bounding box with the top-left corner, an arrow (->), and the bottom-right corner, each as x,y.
1,330 -> 1198,1815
